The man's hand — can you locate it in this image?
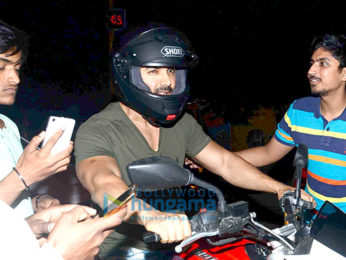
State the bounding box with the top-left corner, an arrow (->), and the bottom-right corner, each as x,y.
141,210 -> 191,243
300,189 -> 316,207
184,157 -> 203,172
25,204 -> 94,240
15,129 -> 73,186
32,194 -> 60,212
47,205 -> 126,260
277,186 -> 316,207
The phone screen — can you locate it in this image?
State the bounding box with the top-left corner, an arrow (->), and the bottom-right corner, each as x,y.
104,185 -> 137,217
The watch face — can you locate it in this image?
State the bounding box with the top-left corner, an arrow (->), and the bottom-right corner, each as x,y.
107,9 -> 126,30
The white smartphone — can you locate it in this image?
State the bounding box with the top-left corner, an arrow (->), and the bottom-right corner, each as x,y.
41,116 -> 75,154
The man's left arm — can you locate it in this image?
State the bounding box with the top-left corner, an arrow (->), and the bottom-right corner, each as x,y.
193,140 -> 309,200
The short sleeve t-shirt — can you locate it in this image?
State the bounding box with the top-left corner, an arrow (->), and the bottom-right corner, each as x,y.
75,102 -> 210,184
74,102 -> 211,252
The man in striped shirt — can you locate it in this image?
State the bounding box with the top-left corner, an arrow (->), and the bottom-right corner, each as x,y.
236,34 -> 346,212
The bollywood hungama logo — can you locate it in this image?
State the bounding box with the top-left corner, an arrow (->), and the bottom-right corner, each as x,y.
103,187 -> 217,220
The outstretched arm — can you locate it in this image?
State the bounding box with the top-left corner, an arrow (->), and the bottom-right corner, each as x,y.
193,140 -> 312,201
76,156 -> 191,243
234,137 -> 294,167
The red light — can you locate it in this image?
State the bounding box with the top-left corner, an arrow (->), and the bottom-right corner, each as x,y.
110,14 -> 123,25
107,9 -> 126,30
166,114 -> 176,121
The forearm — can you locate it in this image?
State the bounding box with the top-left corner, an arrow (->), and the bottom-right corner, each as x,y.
87,174 -> 128,209
194,141 -> 292,195
234,146 -> 273,167
89,177 -> 158,225
77,160 -> 152,224
235,137 -> 293,168
220,154 -> 292,194
0,170 -> 27,205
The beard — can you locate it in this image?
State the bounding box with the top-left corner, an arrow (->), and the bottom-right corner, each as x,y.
311,86 -> 329,96
310,82 -> 344,97
309,75 -> 326,96
154,86 -> 173,95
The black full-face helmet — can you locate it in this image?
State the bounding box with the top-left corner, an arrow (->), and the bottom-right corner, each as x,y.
112,24 -> 198,126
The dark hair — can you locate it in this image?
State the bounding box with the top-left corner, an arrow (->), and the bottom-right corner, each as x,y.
0,20 -> 28,61
310,34 -> 346,69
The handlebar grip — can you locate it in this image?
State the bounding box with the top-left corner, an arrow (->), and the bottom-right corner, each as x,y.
143,218 -> 195,243
143,232 -> 161,243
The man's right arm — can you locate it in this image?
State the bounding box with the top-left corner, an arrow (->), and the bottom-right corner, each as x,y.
234,137 -> 294,167
76,156 -> 130,212
76,156 -> 191,243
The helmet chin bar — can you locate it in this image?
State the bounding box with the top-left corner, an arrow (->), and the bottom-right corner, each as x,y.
142,114 -> 178,127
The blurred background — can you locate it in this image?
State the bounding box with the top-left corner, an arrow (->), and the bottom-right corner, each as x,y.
1,0 -> 345,226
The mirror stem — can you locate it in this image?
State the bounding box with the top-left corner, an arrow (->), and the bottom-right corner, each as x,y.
189,175 -> 227,213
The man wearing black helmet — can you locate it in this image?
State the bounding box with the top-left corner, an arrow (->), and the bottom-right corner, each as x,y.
74,23 -> 313,259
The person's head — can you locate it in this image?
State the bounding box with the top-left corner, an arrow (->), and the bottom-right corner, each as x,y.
0,20 -> 28,106
111,22 -> 198,126
307,34 -> 346,96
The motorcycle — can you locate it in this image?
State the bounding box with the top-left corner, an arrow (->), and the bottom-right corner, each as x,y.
126,144 -> 346,259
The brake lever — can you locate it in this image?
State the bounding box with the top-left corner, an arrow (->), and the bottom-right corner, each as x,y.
142,225 -> 220,253
176,204 -> 251,252
175,230 -> 220,253
250,213 -> 295,251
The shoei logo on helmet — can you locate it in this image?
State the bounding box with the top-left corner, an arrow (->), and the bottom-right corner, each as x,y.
166,114 -> 177,121
161,46 -> 184,57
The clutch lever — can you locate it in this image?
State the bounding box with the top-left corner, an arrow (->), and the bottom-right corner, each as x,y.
142,228 -> 220,253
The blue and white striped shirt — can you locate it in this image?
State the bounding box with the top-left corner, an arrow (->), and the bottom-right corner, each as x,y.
275,96 -> 346,212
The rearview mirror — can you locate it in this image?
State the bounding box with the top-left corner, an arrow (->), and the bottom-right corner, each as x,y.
127,156 -> 192,190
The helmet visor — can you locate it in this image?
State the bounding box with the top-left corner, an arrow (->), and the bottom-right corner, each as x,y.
130,67 -> 187,95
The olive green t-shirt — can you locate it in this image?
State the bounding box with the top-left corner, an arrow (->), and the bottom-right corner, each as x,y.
75,102 -> 210,184
74,102 -> 210,252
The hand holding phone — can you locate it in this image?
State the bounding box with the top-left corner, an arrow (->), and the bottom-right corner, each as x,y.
104,185 -> 137,217
42,116 -> 75,154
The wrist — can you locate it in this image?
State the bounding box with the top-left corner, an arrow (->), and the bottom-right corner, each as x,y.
278,184 -> 294,192
137,208 -> 160,225
12,167 -> 29,191
276,184 -> 294,198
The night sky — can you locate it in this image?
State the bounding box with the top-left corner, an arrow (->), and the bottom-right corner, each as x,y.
0,0 -> 345,123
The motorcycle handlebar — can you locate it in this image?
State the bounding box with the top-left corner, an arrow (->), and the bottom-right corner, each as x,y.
143,201 -> 250,244
143,217 -> 195,243
143,232 -> 161,243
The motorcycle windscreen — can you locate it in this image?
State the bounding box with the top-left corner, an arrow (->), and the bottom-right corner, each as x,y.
310,201 -> 346,257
